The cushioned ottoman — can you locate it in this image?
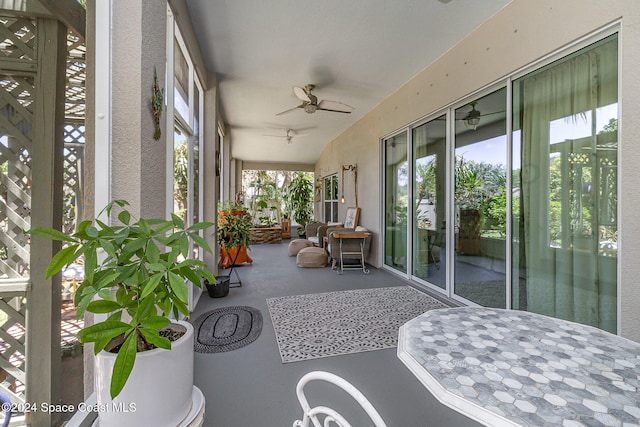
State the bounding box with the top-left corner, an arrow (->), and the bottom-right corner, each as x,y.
296,247 -> 327,268
288,239 -> 314,256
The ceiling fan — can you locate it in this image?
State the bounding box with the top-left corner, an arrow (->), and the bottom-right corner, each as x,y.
276,84 -> 354,116
455,101 -> 505,130
263,128 -> 300,144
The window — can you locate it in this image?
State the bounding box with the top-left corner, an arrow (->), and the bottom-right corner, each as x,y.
324,175 -> 338,223
167,9 -> 206,309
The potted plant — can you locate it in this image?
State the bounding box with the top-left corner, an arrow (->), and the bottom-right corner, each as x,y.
217,200 -> 253,268
571,222 -> 593,250
288,172 -> 313,237
281,212 -> 291,239
28,200 -> 215,426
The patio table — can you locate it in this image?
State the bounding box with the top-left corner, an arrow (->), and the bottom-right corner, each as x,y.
397,307 -> 640,427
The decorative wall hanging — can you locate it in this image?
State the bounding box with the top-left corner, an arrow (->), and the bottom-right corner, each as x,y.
151,66 -> 164,140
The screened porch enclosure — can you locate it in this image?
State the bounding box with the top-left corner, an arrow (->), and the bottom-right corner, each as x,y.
0,5 -> 86,425
383,32 -> 618,333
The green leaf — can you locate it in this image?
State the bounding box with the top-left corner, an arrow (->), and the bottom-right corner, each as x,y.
106,311 -> 122,322
75,290 -> 96,317
93,272 -> 120,290
118,210 -> 131,225
153,221 -> 175,235
84,245 -> 97,283
46,245 -> 80,278
140,273 -> 164,299
189,232 -> 212,253
186,221 -> 214,231
138,218 -> 151,235
171,213 -> 185,230
93,335 -> 113,354
99,239 -> 116,258
86,300 -> 121,314
110,332 -> 137,399
178,267 -> 201,287
98,288 -> 113,300
173,298 -> 189,317
27,226 -> 76,243
86,226 -> 99,238
157,297 -> 171,315
168,272 -> 188,303
140,327 -> 171,350
122,237 -> 147,256
135,297 -> 156,323
146,240 -> 160,263
201,270 -> 216,284
77,220 -> 92,233
141,315 -> 170,330
179,234 -> 189,258
77,320 -> 132,343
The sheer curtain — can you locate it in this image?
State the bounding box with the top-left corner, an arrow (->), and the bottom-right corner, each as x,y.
516,36 -> 618,331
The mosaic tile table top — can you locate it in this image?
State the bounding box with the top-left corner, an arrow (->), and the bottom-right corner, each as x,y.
398,307 -> 640,427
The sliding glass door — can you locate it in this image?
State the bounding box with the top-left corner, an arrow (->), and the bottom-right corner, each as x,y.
413,116 -> 446,288
511,35 -> 618,332
384,132 -> 408,273
453,88 -> 507,307
382,32 -> 618,332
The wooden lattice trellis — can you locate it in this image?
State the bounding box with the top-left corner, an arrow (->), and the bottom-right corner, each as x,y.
64,124 -> 85,234
0,16 -> 35,407
0,14 -> 86,412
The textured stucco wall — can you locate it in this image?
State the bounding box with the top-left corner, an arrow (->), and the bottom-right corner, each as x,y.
111,1 -> 167,219
316,0 -> 640,340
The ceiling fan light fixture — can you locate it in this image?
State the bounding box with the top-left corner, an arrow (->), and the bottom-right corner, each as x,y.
463,102 -> 481,130
465,116 -> 481,130
304,103 -> 317,114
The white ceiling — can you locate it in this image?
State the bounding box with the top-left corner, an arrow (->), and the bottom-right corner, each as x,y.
185,0 -> 511,165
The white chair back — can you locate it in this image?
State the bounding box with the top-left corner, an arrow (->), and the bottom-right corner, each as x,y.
292,371 -> 387,427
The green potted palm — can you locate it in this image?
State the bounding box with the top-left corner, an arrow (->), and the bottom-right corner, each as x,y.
28,200 -> 215,426
288,172 -> 313,237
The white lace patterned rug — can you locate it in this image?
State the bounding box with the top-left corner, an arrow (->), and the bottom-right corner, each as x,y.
266,286 -> 448,363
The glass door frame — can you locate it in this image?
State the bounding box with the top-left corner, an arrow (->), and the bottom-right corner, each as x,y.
167,10 -> 206,311
381,83 -> 514,309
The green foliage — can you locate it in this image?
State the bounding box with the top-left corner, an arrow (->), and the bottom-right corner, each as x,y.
27,200 -> 215,399
173,141 -> 189,223
455,155 -> 485,209
600,118 -> 618,134
217,201 -> 252,248
481,189 -> 507,236
288,172 -> 314,227
242,170 -> 302,221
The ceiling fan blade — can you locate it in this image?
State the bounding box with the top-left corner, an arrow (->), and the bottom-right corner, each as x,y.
275,104 -> 304,116
293,86 -> 311,102
317,99 -> 354,114
479,110 -> 506,117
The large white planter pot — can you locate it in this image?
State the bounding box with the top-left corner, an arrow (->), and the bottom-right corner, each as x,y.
95,320 -> 194,427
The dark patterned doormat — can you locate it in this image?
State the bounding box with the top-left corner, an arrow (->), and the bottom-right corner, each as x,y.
266,286 -> 447,363
191,306 -> 262,353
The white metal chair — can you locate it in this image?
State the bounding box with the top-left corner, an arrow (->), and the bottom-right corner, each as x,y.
292,371 -> 387,427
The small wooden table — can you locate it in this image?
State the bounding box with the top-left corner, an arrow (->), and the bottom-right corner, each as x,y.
331,231 -> 371,275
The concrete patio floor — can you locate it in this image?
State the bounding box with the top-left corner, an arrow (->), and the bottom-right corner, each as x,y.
191,239 -> 483,427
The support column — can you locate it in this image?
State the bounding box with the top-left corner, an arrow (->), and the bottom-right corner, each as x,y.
203,73 -> 219,274
26,17 -> 66,427
110,1 -> 167,218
